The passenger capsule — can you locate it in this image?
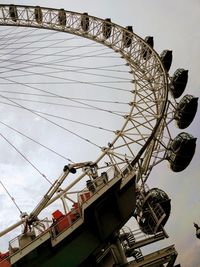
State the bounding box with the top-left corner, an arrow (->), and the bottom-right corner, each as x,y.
175,95 -> 198,129
102,18 -> 112,39
167,132 -> 196,172
9,5 -> 18,22
34,6 -> 43,24
122,26 -> 133,48
138,188 -> 171,235
58,9 -> 66,26
81,13 -> 89,32
142,36 -> 154,60
170,68 -> 188,99
160,50 -> 172,72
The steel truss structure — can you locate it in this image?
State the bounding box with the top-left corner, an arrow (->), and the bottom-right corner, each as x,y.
0,4 -> 169,185
0,4 -> 194,267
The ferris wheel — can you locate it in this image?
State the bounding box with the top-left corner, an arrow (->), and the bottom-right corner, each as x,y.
0,4 -> 198,267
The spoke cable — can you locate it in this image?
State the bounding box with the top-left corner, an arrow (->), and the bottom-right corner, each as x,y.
0,90 -> 128,105
0,35 -> 100,75
0,93 -> 102,149
2,61 -> 131,83
0,99 -> 127,115
0,180 -> 22,213
0,120 -> 73,162
0,76 -> 125,116
0,132 -> 52,184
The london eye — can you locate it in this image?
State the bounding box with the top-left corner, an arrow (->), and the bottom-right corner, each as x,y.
0,4 -> 198,267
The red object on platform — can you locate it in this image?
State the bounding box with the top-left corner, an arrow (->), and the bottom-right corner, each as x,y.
80,192 -> 91,203
52,203 -> 81,234
55,216 -> 71,233
0,260 -> 11,267
0,252 -> 11,267
68,211 -> 77,222
52,210 -> 64,220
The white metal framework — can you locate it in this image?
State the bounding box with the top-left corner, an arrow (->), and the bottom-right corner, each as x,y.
0,5 -> 193,267
0,4 -> 174,250
0,5 -> 169,181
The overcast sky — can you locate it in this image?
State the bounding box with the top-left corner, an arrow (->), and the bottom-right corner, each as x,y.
0,1 -> 199,266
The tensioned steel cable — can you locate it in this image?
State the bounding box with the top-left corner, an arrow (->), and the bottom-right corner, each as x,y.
0,27 -> 58,57
0,93 -> 102,149
0,100 -> 115,132
0,27 -> 39,49
0,90 -> 128,105
0,48 -> 119,77
0,57 -> 129,83
2,60 -> 131,83
0,36 -> 102,47
0,28 -> 130,94
0,98 -> 127,115
0,69 -> 130,94
1,40 -> 117,75
0,120 -> 74,162
0,132 -> 52,184
0,76 -> 126,116
0,49 -> 129,92
0,180 -> 22,213
0,29 -> 99,74
0,26 -> 133,166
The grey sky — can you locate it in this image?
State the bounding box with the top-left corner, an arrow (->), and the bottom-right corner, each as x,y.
0,1 -> 199,266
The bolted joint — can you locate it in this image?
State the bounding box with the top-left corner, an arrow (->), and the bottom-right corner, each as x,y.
63,165 -> 76,174
27,214 -> 39,226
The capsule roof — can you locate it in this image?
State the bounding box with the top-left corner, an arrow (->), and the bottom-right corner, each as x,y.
160,50 -> 172,72
9,5 -> 18,22
167,132 -> 197,172
122,26 -> 133,48
144,36 -> 154,48
142,36 -> 154,60
34,6 -> 43,24
175,95 -> 198,129
102,18 -> 112,39
170,68 -> 188,98
81,13 -> 90,32
58,9 -> 66,26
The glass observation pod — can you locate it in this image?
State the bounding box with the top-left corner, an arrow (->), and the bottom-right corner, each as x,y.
175,94 -> 198,129
167,132 -> 197,172
142,36 -> 154,60
137,188 -> 171,235
122,26 -> 133,48
9,5 -> 18,22
170,68 -> 189,99
160,50 -> 172,72
58,9 -> 66,26
81,12 -> 90,32
102,18 -> 112,39
34,6 -> 43,24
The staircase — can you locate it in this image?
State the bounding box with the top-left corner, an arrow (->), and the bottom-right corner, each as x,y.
120,229 -> 143,262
